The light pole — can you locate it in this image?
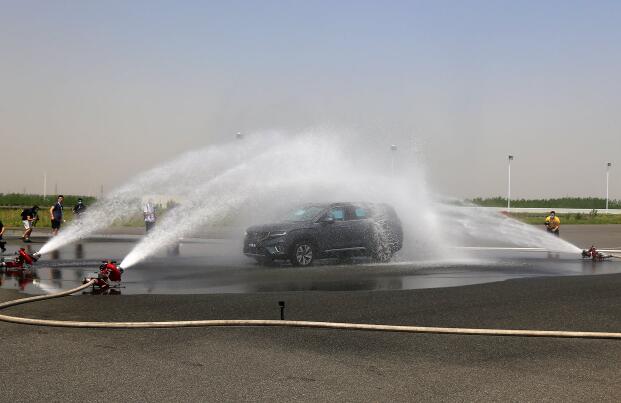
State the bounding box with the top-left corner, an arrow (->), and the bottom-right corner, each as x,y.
507,155 -> 514,210
43,172 -> 47,199
606,162 -> 612,212
390,145 -> 397,177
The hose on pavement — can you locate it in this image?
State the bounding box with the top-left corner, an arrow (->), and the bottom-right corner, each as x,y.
2,280 -> 621,339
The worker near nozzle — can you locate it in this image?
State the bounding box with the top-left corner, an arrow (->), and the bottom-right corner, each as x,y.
545,211 -> 561,237
72,198 -> 86,218
20,205 -> 39,243
50,195 -> 64,236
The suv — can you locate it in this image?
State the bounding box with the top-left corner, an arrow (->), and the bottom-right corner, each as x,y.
243,202 -> 403,266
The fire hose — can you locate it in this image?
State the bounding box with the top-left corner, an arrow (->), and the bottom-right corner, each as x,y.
2,280 -> 621,339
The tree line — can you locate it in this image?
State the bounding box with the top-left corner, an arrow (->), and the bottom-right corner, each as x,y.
0,193 -> 96,207
470,197 -> 621,209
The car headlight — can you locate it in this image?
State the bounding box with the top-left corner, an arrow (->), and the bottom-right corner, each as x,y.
269,231 -> 287,238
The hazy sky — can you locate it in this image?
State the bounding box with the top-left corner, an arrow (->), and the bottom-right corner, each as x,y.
1,0 -> 620,199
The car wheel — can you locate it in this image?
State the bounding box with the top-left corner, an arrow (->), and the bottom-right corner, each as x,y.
291,241 -> 315,267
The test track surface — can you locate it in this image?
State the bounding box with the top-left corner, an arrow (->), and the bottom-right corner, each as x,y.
3,280 -> 621,339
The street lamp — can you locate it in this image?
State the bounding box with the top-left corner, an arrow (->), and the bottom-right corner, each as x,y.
390,145 -> 397,177
507,155 -> 514,210
606,162 -> 612,212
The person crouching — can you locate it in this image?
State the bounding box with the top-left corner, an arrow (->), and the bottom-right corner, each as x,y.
544,211 -> 561,237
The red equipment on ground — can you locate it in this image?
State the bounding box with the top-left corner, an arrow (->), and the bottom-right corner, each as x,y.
0,248 -> 39,271
581,246 -> 613,262
83,260 -> 124,289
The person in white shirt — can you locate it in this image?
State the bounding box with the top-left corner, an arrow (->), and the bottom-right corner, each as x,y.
143,200 -> 156,232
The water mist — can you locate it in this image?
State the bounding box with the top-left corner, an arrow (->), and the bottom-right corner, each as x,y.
38,128 -> 581,268
121,131 -> 445,267
37,132 -> 285,255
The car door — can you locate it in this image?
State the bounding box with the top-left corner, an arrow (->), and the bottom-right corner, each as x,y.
318,206 -> 352,252
346,205 -> 373,249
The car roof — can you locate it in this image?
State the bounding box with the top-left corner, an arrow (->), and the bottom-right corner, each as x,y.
301,202 -> 386,208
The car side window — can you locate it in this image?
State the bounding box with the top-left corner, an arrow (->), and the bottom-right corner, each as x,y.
328,207 -> 346,221
344,206 -> 368,220
354,207 -> 367,219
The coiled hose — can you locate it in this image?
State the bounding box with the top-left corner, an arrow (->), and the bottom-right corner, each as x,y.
1,280 -> 621,339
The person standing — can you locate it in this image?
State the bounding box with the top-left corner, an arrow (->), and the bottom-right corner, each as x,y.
72,198 -> 87,218
143,200 -> 156,232
0,219 -> 6,253
20,205 -> 39,243
544,210 -> 561,237
50,195 -> 64,236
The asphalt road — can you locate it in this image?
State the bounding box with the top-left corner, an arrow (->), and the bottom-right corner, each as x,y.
2,273 -> 621,401
560,224 -> 621,249
2,226 -> 621,401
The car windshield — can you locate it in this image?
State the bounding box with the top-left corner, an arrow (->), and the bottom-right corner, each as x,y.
282,206 -> 324,222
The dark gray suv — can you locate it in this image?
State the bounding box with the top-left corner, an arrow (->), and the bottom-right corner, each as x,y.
243,202 -> 403,266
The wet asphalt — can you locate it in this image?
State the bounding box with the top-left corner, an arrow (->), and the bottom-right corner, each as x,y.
2,232 -> 621,296
1,226 -> 621,401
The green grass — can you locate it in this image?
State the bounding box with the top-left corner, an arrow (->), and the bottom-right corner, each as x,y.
509,212 -> 621,225
471,197 -> 621,209
0,194 -> 176,228
0,208 -> 74,228
111,213 -> 145,227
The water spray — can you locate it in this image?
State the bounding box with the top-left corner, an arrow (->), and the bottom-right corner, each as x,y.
37,132 -> 287,257
438,203 -> 582,254
34,129 -> 588,269
119,132 -> 429,268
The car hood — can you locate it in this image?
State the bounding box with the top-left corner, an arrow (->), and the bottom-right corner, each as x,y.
246,221 -> 312,233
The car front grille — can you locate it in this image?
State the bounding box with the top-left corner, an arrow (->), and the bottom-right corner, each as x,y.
246,231 -> 270,242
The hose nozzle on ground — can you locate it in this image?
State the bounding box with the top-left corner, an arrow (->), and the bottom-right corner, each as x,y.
582,246 -> 613,262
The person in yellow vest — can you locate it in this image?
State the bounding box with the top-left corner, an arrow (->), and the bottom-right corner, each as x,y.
544,211 -> 560,236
